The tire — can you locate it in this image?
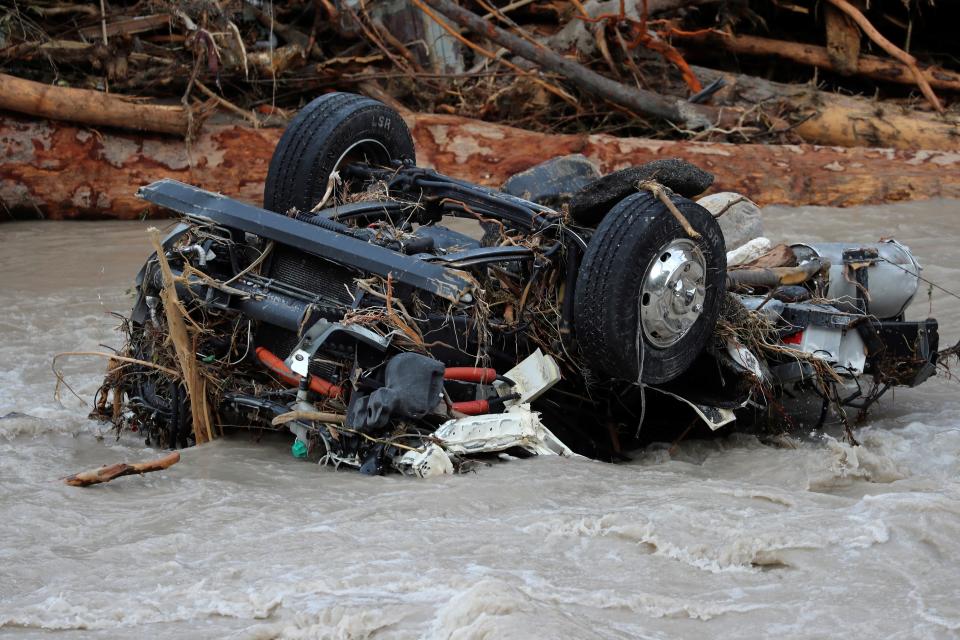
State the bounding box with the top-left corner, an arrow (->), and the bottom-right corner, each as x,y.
568,158 -> 714,226
573,191 -> 726,384
264,92 -> 416,214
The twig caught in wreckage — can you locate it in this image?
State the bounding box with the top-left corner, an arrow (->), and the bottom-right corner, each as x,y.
714,293 -> 863,444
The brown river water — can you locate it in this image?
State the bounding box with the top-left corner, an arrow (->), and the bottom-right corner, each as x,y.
1,200 -> 959,639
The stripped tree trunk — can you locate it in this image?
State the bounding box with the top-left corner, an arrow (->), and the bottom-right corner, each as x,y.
1,113 -> 958,221
693,66 -> 960,151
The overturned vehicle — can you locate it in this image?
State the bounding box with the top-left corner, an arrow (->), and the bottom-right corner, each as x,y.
94,93 -> 945,475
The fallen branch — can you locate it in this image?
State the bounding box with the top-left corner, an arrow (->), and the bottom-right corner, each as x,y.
271,410 -> 347,426
672,32 -> 960,92
76,13 -> 171,40
64,451 -> 181,487
0,72 -> 191,135
150,229 -> 216,443
419,0 -> 737,130
409,0 -> 578,107
3,113 -> 959,220
52,351 -> 180,379
51,351 -> 180,407
638,180 -> 700,238
823,4 -> 859,75
692,65 -> 960,150
195,80 -> 260,128
824,0 -> 943,112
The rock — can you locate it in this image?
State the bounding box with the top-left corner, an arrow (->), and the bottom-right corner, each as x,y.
1,412 -> 36,421
697,192 -> 765,250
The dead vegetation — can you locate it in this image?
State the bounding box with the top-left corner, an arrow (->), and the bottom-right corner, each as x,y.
1,0 -> 957,147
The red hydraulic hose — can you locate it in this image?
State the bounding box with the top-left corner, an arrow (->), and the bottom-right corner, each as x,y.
255,346 -> 342,398
451,399 -> 490,415
444,367 -> 498,384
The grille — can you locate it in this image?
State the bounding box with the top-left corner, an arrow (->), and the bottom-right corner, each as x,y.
257,245 -> 355,378
268,246 -> 356,305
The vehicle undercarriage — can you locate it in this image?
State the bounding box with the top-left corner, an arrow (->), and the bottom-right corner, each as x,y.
91,93 -> 950,476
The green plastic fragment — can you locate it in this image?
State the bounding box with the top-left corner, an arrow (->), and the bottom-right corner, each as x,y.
291,440 -> 308,459
201,354 -> 216,364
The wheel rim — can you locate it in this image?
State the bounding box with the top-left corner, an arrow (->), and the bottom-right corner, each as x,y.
639,238 -> 707,348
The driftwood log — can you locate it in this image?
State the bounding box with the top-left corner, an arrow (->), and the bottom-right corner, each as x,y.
63,451 -> 181,487
2,112 -> 958,220
0,73 -> 191,136
693,66 -> 960,151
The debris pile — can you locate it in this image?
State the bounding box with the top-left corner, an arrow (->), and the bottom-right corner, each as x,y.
3,1 -> 960,222
1,0 -> 957,148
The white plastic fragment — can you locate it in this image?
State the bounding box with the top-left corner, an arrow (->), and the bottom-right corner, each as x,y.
434,404 -> 574,457
784,321 -> 867,375
398,443 -> 454,478
496,349 -> 562,406
726,237 -> 772,267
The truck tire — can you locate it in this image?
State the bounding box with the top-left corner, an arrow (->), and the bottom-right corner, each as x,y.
264,92 -> 416,214
568,158 -> 715,226
574,191 -> 726,384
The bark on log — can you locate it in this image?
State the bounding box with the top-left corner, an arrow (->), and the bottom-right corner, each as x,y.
64,451 -> 180,486
0,73 -> 189,136
2,112 -> 958,221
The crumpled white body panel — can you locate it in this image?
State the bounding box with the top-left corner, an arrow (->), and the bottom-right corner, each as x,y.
434,404 -> 574,457
398,443 -> 454,478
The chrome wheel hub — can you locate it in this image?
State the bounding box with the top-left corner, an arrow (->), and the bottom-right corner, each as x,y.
639,238 -> 707,348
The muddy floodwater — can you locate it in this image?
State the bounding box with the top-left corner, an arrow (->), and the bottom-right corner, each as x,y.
1,200 -> 959,639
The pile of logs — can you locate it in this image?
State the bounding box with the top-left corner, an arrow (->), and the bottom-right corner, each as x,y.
0,0 -> 957,219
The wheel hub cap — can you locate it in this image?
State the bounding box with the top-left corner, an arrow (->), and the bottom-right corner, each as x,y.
640,238 -> 707,348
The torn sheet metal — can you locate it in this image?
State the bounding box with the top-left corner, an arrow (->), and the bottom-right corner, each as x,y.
648,387 -> 738,431
434,405 -> 574,457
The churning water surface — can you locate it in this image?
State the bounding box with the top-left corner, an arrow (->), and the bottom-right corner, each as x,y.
1,200 -> 959,639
